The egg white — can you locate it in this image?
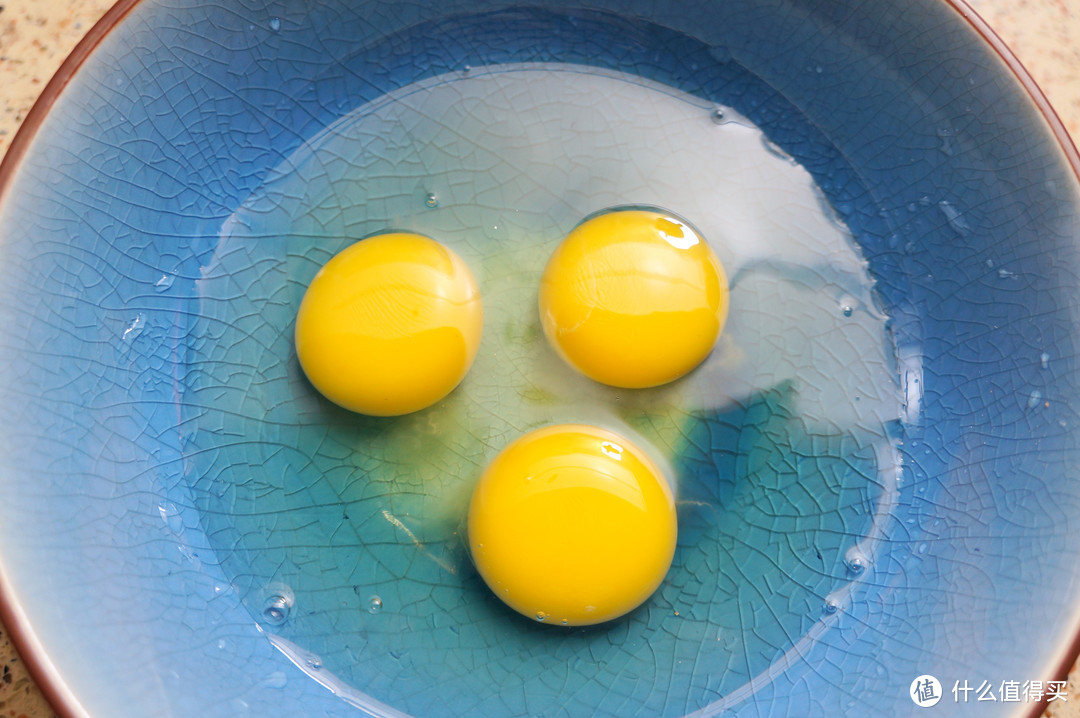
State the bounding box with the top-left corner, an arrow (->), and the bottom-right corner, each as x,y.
209,63 -> 899,490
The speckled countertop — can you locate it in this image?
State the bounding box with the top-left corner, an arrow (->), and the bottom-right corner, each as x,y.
0,1 -> 1079,717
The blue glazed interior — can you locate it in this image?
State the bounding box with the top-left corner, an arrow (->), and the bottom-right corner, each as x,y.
0,1 -> 1079,717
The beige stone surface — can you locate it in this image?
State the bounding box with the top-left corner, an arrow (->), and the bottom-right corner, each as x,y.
0,0 -> 113,159
0,1 -> 1078,717
969,0 -> 1080,143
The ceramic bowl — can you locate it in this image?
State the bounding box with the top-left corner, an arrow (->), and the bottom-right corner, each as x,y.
1,1 -> 1078,716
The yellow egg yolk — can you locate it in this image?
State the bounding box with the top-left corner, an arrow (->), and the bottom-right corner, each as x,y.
294,233 -> 483,416
539,208 -> 729,389
468,424 -> 677,626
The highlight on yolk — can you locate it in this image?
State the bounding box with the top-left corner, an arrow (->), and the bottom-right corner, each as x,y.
468,424 -> 677,626
538,207 -> 729,389
294,232 -> 483,416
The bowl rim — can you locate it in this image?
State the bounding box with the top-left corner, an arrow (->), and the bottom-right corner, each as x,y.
0,1 -> 142,714
0,1 -> 1077,717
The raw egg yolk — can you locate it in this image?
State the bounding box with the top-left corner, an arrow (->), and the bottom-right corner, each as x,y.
539,208 -> 729,389
468,424 -> 677,626
295,233 -> 483,416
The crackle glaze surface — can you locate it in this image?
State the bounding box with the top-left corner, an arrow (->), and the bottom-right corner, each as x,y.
1,1 -> 1080,717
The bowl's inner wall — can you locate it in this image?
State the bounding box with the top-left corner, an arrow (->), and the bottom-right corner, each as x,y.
1,0 -> 1079,716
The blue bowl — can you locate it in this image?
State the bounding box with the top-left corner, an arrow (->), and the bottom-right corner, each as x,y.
1,1 -> 1079,716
